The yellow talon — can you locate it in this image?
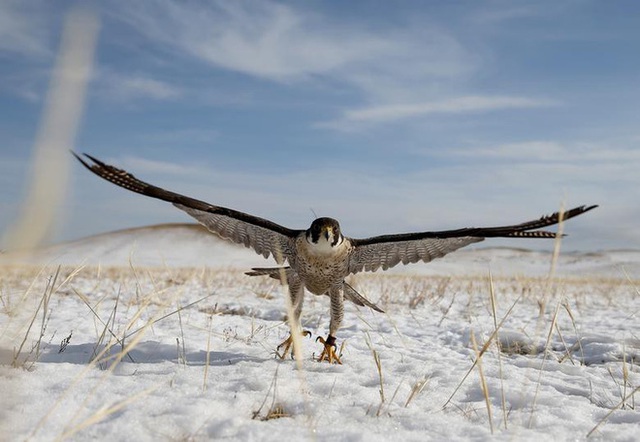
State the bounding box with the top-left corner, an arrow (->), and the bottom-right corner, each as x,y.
276,330 -> 312,359
316,335 -> 342,364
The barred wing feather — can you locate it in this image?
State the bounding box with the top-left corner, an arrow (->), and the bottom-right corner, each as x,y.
348,236 -> 482,274
176,205 -> 294,263
73,152 -> 300,264
348,205 -> 597,274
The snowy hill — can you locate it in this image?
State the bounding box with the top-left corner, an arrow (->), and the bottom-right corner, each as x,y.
1,223 -> 638,278
0,223 -> 267,269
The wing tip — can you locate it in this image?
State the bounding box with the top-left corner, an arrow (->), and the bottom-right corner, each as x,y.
560,204 -> 598,222
71,150 -> 91,169
71,151 -> 107,172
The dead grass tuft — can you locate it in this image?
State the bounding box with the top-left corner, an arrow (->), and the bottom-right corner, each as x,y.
252,366 -> 293,421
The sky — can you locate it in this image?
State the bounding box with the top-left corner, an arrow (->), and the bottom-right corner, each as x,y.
1,0 -> 640,252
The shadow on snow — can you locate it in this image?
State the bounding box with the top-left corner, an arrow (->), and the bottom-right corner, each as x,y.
3,341 -> 265,367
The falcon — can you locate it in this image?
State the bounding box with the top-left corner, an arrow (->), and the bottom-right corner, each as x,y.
73,152 -> 597,364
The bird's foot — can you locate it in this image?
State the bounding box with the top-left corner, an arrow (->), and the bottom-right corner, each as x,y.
316,335 -> 342,364
275,330 -> 312,359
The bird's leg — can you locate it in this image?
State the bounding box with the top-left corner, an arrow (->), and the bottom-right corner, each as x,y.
276,279 -> 311,360
276,330 -> 312,359
316,335 -> 342,364
317,287 -> 344,364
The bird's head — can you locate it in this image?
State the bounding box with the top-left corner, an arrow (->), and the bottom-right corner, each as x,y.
306,217 -> 343,248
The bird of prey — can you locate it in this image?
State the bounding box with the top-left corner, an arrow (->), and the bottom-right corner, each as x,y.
73,152 -> 597,364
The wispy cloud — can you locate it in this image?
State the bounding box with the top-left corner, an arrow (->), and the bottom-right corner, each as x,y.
116,76 -> 181,100
109,1 -> 577,133
445,140 -> 640,163
96,70 -> 182,101
120,156 -> 202,176
0,1 -> 54,59
0,1 -> 60,102
453,141 -> 568,159
136,128 -> 219,145
109,1 -> 474,101
339,95 -> 558,124
109,0 -> 390,81
470,3 -> 542,24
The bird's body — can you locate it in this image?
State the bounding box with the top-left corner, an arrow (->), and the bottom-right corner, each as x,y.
73,152 -> 597,363
293,219 -> 351,295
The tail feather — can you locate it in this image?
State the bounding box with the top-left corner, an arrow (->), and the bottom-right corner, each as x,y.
343,282 -> 384,313
245,267 -> 290,279
246,267 -> 384,312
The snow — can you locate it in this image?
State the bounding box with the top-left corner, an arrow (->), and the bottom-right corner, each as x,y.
1,224 -> 639,441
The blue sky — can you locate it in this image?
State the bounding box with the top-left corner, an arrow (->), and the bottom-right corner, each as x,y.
2,1 -> 639,251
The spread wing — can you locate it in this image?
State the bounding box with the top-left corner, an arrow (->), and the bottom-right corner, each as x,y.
73,152 -> 302,263
347,205 -> 597,274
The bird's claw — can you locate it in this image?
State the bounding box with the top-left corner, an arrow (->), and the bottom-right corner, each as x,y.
275,330 -> 312,359
316,335 -> 342,364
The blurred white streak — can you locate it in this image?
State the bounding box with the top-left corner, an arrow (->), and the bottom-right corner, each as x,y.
4,8 -> 99,251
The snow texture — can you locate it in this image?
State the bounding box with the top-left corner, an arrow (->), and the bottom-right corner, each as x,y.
1,224 -> 639,441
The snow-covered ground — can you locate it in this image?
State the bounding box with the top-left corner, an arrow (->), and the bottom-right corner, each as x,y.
1,225 -> 639,441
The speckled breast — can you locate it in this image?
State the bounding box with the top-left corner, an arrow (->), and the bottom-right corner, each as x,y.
291,236 -> 352,295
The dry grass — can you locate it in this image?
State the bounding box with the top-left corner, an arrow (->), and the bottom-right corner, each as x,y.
587,385 -> 640,438
489,271 -> 509,430
364,332 -> 386,417
252,366 -> 292,421
404,375 -> 430,408
528,302 -> 562,428
443,294 -> 521,409
10,266 -> 58,369
470,330 -> 493,434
